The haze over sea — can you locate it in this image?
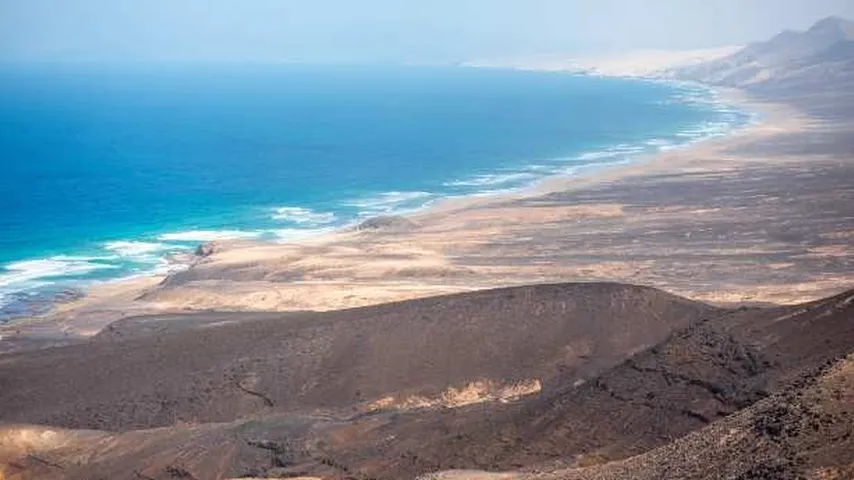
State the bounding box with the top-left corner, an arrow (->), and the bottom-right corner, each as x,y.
0,64 -> 749,319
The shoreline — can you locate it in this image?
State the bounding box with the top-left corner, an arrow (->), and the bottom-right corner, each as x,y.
2,74 -> 853,353
0,75 -> 749,323
421,86 -> 759,214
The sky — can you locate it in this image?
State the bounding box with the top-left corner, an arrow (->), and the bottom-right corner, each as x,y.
1,0 -> 854,63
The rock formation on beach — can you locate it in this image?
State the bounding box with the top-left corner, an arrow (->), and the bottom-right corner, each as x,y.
355,215 -> 417,232
195,241 -> 221,258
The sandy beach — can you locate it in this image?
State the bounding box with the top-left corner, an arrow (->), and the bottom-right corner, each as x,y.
2,82 -> 852,355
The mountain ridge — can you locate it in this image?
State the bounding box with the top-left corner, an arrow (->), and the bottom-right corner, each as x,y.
2,283 -> 853,479
673,15 -> 854,95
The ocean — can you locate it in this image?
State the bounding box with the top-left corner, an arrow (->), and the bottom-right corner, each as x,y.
0,64 -> 750,319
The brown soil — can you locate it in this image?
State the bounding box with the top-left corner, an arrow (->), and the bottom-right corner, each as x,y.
1,283 -> 853,480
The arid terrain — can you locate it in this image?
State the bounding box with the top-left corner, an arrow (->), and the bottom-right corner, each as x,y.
0,283 -> 853,479
1,15 -> 854,480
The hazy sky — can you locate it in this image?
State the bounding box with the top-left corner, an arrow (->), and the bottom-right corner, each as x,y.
2,0 -> 854,63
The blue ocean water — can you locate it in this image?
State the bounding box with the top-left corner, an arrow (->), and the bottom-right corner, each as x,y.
0,64 -> 749,317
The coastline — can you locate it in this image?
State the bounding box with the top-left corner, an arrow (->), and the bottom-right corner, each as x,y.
0,75 -> 746,316
2,74 -> 853,354
6,15 -> 854,479
0,71 -> 742,321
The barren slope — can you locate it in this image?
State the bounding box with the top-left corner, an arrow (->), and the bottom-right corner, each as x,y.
0,283 -> 715,431
428,353 -> 854,480
1,285 -> 853,480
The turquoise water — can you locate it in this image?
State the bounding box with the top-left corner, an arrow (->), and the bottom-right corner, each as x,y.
0,64 -> 749,317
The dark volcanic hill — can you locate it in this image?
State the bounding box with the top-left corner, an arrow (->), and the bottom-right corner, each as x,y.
0,283 -> 715,431
323,287 -> 854,479
1,283 -> 853,480
428,352 -> 854,480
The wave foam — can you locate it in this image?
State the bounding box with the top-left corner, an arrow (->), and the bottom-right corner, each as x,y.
345,191 -> 433,216
271,206 -> 336,224
157,230 -> 264,242
104,241 -> 177,258
575,144 -> 647,162
0,256 -> 118,289
444,172 -> 537,188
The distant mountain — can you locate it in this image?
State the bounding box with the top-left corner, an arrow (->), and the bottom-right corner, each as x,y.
675,16 -> 854,93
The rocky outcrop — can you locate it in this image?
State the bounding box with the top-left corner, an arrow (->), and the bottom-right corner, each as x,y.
194,241 -> 220,258
355,215 -> 417,232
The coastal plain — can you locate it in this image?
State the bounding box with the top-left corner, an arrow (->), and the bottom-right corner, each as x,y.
1,89 -> 851,354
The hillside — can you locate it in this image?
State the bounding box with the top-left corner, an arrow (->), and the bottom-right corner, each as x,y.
2,284 -> 853,479
428,353 -> 854,480
333,287 -> 854,478
0,283 -> 714,431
